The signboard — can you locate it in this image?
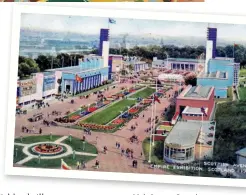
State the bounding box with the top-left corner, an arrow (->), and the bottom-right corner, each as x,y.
43,76 -> 55,91
19,79 -> 36,97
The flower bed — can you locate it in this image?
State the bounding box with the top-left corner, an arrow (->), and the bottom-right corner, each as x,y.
78,123 -> 114,131
88,107 -> 97,113
142,99 -> 152,104
129,107 -> 139,114
112,118 -> 125,125
69,115 -> 81,121
117,93 -> 125,97
103,100 -> 111,105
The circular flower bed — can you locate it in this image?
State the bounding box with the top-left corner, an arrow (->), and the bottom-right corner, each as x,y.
30,143 -> 65,156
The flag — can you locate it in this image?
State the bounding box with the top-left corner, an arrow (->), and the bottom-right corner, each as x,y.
201,107 -> 207,117
154,94 -> 160,104
108,18 -> 116,24
234,43 -> 238,47
61,159 -> 71,170
75,74 -> 83,82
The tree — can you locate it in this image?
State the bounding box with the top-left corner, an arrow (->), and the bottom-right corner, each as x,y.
18,57 -> 40,79
35,55 -> 51,71
184,73 -> 197,86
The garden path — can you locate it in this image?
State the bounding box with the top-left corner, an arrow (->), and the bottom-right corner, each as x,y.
14,83 -> 179,174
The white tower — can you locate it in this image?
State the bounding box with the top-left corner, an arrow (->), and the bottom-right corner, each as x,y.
205,40 -> 213,74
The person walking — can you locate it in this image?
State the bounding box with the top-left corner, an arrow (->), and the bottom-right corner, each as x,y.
76,161 -> 80,169
95,160 -> 99,169
39,128 -> 42,135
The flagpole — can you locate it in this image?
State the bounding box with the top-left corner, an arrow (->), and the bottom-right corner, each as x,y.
153,77 -> 158,146
233,42 -> 235,59
148,96 -> 154,163
199,113 -> 203,177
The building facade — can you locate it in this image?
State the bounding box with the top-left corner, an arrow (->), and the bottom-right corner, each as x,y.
17,28 -> 110,107
197,58 -> 235,98
152,57 -> 204,73
172,85 -> 215,124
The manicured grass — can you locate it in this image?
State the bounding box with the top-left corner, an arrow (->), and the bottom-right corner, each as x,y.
156,125 -> 173,131
239,87 -> 246,101
129,87 -> 155,99
239,69 -> 246,77
15,135 -> 62,144
62,137 -> 98,154
13,145 -> 27,163
23,154 -> 95,169
142,137 -> 163,164
83,99 -> 136,125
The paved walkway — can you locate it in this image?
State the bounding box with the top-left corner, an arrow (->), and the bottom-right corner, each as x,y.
16,156 -> 33,165
55,136 -> 68,144
14,82 -> 178,174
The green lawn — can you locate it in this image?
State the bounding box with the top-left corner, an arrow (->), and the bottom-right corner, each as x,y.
129,87 -> 155,99
15,135 -> 62,144
23,154 -> 95,169
239,69 -> 246,77
156,125 -> 173,131
13,145 -> 27,163
62,137 -> 98,154
83,99 -> 136,125
239,87 -> 246,101
142,138 -> 164,165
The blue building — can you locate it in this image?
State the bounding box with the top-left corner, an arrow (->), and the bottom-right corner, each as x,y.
197,58 -> 234,98
46,28 -> 110,96
46,56 -> 109,95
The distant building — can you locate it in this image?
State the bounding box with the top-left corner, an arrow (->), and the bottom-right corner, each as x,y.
17,28 -> 110,107
108,54 -> 123,73
152,57 -> 204,72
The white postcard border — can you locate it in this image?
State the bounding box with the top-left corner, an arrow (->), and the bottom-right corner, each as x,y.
5,4 -> 246,188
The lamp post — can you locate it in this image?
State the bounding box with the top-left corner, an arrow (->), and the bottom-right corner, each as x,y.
164,51 -> 169,69
20,136 -> 23,143
83,141 -> 86,151
127,106 -> 130,114
73,150 -> 75,159
38,154 -> 41,164
69,134 -> 72,142
15,148 -> 18,157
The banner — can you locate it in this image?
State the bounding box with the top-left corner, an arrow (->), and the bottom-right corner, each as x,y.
19,79 -> 36,97
43,76 -> 55,91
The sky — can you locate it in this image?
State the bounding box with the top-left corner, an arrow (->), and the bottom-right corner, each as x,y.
20,13 -> 246,41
